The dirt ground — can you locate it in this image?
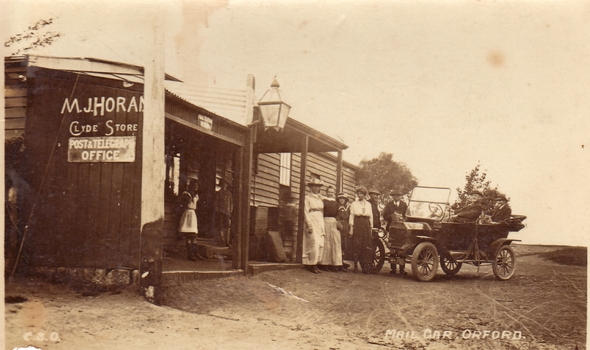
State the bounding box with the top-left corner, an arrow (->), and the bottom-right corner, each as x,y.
5,244 -> 587,350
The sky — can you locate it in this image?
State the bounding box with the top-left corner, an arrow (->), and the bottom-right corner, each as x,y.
3,0 -> 590,247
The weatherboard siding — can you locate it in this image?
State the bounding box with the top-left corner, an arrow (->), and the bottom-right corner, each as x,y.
4,58 -> 27,140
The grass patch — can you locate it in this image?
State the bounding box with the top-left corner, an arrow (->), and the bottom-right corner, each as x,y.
539,247 -> 587,266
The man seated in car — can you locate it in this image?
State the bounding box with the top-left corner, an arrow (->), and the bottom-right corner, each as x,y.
491,194 -> 512,223
450,191 -> 484,223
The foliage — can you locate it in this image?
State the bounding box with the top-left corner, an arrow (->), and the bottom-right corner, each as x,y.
5,18 -> 62,55
453,162 -> 507,214
356,152 -> 418,198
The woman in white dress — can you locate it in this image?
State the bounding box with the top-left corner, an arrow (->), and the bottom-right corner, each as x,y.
178,179 -> 200,261
303,178 -> 325,274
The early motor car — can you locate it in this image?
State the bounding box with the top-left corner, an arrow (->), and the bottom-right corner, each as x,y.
367,186 -> 526,282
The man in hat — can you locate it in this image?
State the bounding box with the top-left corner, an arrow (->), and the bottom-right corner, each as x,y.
383,191 -> 407,232
383,191 -> 408,275
368,189 -> 382,230
214,178 -> 233,247
491,194 -> 512,223
450,191 -> 484,223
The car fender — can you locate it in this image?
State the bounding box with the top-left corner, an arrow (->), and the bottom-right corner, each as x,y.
486,238 -> 521,256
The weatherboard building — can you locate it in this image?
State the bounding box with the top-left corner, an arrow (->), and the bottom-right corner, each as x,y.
4,55 -> 358,301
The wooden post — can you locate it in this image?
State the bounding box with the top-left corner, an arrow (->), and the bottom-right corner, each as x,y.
139,19 -> 165,305
232,147 -> 243,270
240,126 -> 255,272
336,150 -> 343,192
296,135 -> 308,263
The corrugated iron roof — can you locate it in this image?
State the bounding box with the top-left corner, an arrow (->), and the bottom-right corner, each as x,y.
164,81 -> 254,126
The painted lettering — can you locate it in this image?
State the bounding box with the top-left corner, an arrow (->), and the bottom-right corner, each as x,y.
116,97 -> 127,112
61,98 -> 80,114
128,96 -> 138,112
62,95 -> 143,116
83,98 -> 93,113
93,97 -> 105,116
105,97 -> 116,113
105,120 -> 114,136
70,121 -> 82,136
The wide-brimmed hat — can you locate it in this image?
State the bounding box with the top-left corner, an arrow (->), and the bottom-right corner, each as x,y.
495,194 -> 508,201
356,186 -> 368,195
368,189 -> 380,195
469,190 -> 483,197
389,190 -> 403,196
336,192 -> 349,201
307,178 -> 324,187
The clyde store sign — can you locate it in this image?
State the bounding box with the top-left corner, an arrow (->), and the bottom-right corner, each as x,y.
63,95 -> 142,163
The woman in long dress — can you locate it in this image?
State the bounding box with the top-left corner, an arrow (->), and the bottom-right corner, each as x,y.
319,186 -> 343,272
349,186 -> 373,273
303,178 -> 325,274
178,179 -> 200,261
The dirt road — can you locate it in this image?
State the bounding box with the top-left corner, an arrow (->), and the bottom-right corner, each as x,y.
5,245 -> 586,349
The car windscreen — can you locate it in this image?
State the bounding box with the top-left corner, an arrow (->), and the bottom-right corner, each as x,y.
406,187 -> 451,220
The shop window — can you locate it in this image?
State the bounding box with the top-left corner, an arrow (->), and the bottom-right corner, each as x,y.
279,153 -> 291,186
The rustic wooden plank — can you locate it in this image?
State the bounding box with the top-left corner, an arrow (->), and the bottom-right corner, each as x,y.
51,131 -> 71,266
108,161 -> 125,267
63,157 -> 80,265
5,107 -> 26,119
5,65 -> 27,73
5,97 -> 27,108
4,87 -> 27,97
97,162 -> 114,263
4,129 -> 24,140
85,162 -> 103,264
75,162 -> 91,263
4,118 -> 25,130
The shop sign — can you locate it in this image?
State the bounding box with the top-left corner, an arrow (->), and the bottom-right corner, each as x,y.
68,136 -> 136,162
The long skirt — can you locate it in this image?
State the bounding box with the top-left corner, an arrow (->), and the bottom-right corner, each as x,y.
351,216 -> 372,265
338,220 -> 351,261
320,217 -> 343,266
302,211 -> 325,265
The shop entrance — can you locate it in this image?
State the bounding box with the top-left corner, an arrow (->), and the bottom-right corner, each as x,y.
162,119 -> 239,272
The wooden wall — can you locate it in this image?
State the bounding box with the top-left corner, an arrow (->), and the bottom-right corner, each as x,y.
21,68 -> 143,269
5,58 -> 27,140
251,151 -> 358,257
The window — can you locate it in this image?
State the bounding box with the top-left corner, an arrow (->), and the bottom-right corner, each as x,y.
279,153 -> 292,186
165,150 -> 180,196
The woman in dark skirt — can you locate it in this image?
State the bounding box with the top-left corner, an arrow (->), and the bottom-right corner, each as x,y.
348,187 -> 374,273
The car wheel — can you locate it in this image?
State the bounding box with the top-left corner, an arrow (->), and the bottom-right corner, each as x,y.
411,242 -> 439,282
440,254 -> 462,276
492,245 -> 516,280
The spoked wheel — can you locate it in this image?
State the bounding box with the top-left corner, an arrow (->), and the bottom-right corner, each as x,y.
493,245 -> 516,280
440,254 -> 462,276
411,242 -> 439,282
364,237 -> 386,274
